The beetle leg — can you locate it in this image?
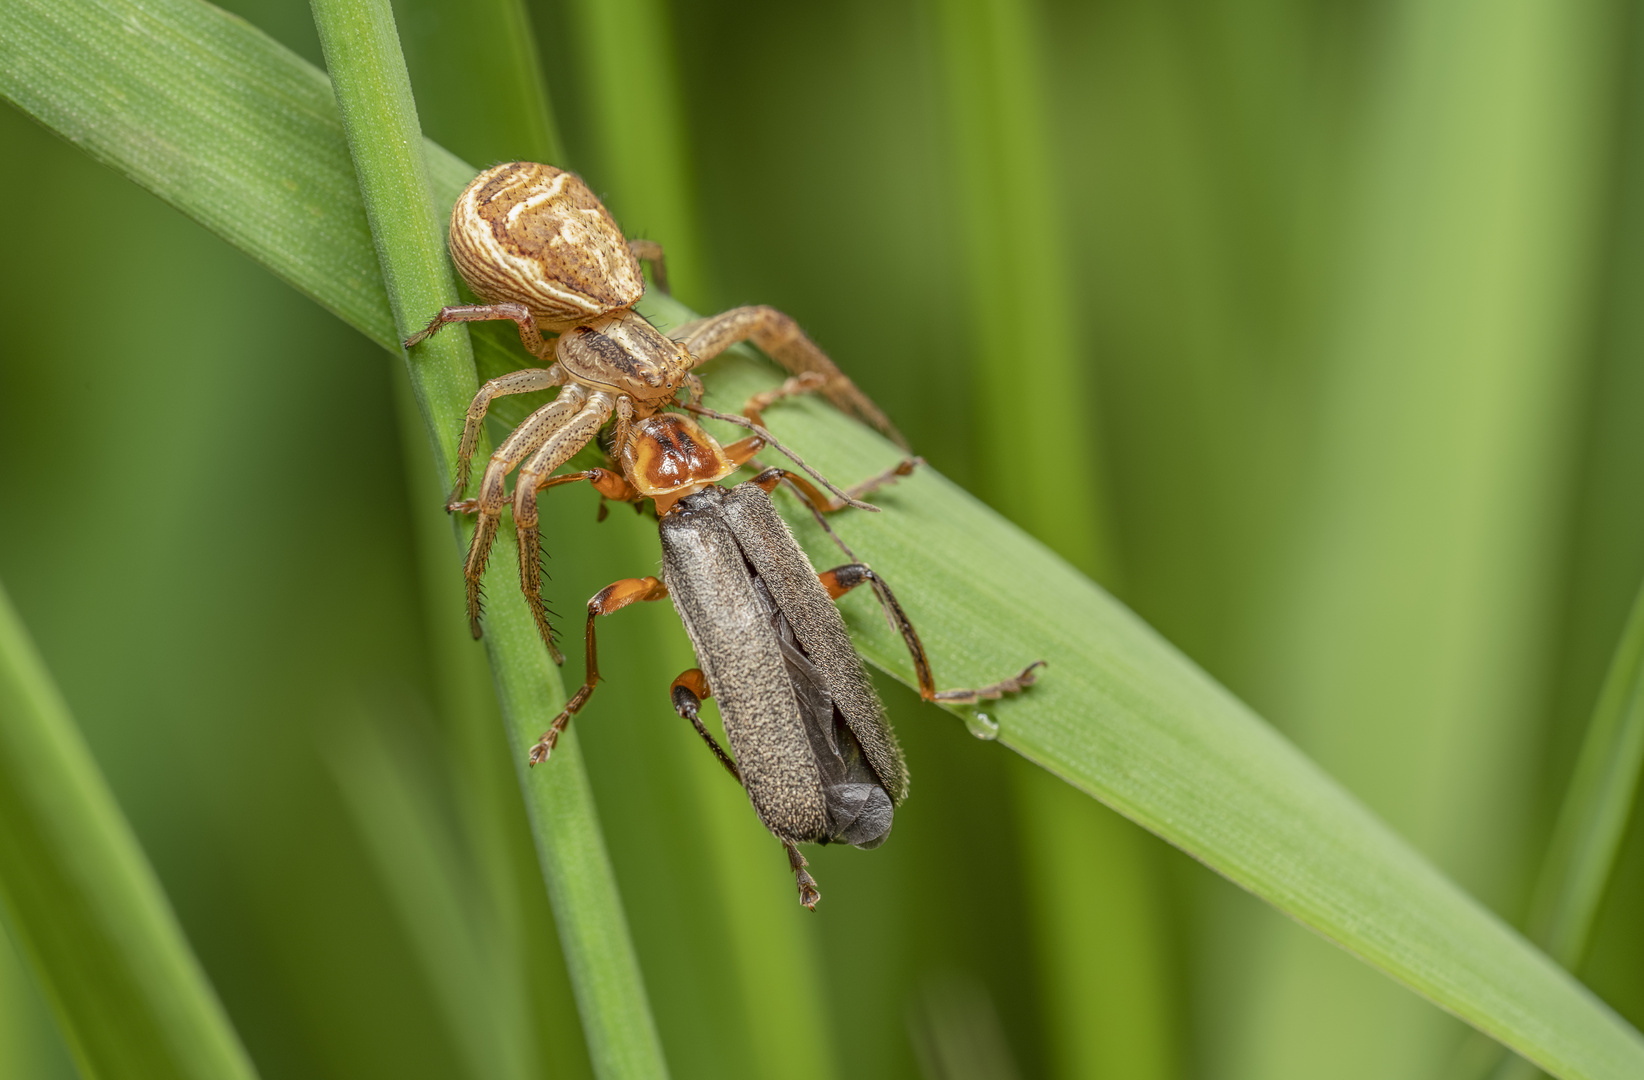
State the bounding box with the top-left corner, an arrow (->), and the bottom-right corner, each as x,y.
784,842 -> 821,911
447,366 -> 566,504
750,459 -> 923,516
537,467 -> 641,502
452,386 -> 590,645
670,669 -> 821,910
514,393 -> 617,660
539,466 -> 641,525
819,562 -> 1045,705
529,576 -> 670,765
670,305 -> 907,448
679,402 -> 878,512
626,239 -> 669,295
404,301 -> 554,360
668,669 -> 742,782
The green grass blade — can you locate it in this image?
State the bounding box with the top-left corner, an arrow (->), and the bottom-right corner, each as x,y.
304,1 -> 666,1076
1485,580 -> 1644,1080
5,2 -> 1644,1077
929,0 -> 1175,1075
0,581 -> 259,1080
1531,580 -> 1644,967
1234,0 -> 1617,1072
636,298 -> 1644,1080
390,366 -> 597,1080
379,4 -> 592,1075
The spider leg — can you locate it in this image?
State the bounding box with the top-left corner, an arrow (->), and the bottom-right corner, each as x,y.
405,301 -> 554,360
454,385 -> 589,645
447,366 -> 566,504
671,306 -> 907,449
627,239 -> 669,295
514,392 -> 618,660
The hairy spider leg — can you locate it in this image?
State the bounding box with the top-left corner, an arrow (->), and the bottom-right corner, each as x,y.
528,576 -> 670,765
513,392 -> 618,662
450,384 -> 590,646
671,305 -> 909,449
626,239 -> 670,295
404,301 -> 555,360
669,667 -> 821,909
446,366 -> 567,505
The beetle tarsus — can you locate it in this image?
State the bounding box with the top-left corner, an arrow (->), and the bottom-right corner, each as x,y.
931,659 -> 1047,704
785,843 -> 821,910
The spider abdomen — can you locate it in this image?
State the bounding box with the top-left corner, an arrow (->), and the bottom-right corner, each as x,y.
449,161 -> 644,329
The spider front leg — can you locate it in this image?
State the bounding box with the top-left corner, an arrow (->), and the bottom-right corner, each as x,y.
404,301 -> 555,361
513,393 -> 618,661
451,385 -> 590,644
672,305 -> 907,448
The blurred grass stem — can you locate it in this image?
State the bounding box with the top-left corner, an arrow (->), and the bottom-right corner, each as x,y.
307,0 -> 667,1075
0,581 -> 258,1080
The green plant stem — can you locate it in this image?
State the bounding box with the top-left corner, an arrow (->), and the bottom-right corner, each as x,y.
306,2 -> 665,1077
1529,579 -> 1644,965
0,581 -> 258,1080
6,2 -> 1644,1076
382,4 -> 592,1075
1484,579 -> 1644,1080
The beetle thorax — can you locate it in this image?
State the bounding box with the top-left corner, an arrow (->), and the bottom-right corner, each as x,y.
556,310 -> 693,406
448,162 -> 645,331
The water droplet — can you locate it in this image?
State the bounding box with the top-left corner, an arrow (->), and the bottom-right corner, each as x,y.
964,710 -> 1000,741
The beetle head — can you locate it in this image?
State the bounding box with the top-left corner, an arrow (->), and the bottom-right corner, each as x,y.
622,413 -> 739,514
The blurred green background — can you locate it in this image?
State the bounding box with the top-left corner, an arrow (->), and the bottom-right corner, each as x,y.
3,0 -> 1644,1077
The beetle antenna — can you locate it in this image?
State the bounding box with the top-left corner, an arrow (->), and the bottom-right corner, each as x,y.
679,402 -> 879,513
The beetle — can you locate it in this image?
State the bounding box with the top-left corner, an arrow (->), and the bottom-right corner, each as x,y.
405,161 -> 906,662
526,411 -> 1044,908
